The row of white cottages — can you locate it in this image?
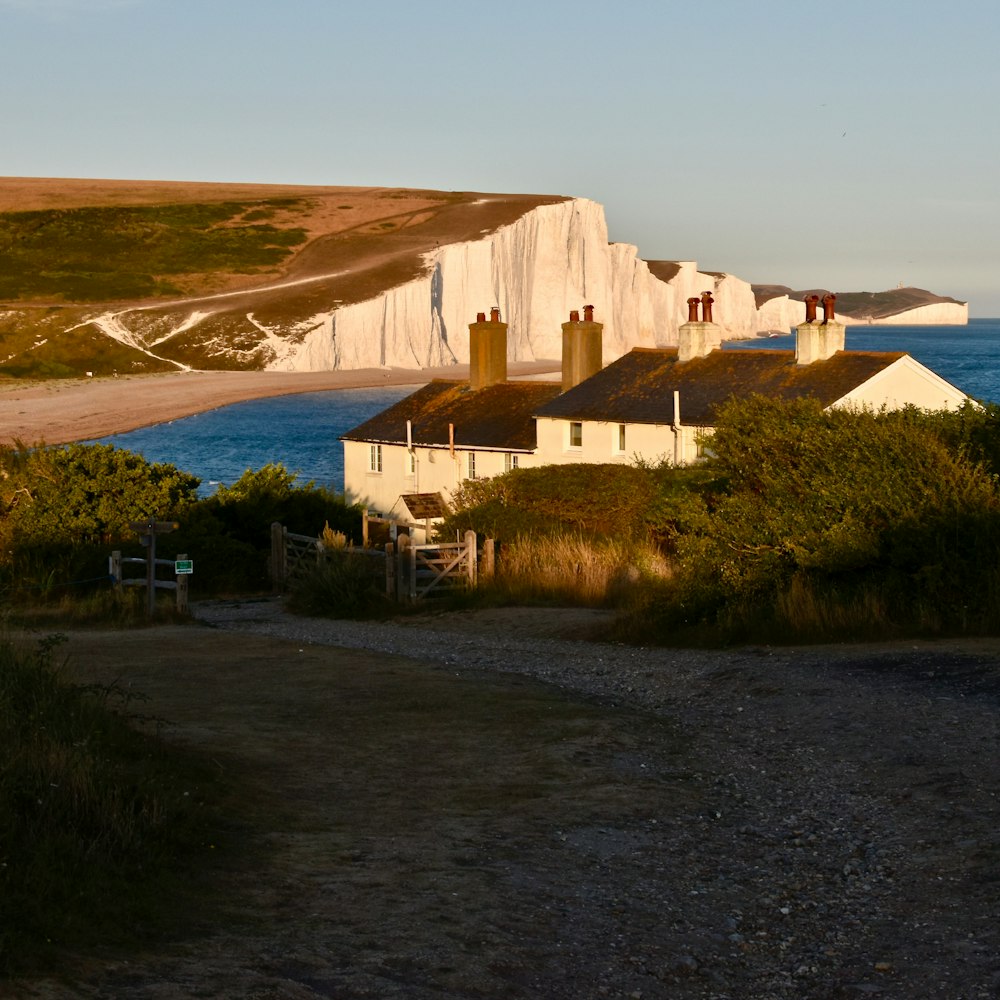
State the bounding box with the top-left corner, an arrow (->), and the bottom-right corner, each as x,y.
341,305 -> 971,531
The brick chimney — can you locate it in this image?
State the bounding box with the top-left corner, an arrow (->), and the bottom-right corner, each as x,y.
561,304 -> 603,391
468,307 -> 508,390
677,291 -> 722,362
795,292 -> 845,364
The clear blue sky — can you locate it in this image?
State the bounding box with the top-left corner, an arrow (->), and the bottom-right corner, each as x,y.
3,0 -> 998,315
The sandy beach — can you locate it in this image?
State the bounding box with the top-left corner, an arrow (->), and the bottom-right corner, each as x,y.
0,361 -> 560,446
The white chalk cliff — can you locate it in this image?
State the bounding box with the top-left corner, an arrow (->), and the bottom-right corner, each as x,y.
275,199 -> 728,370
75,198 -> 968,373
851,301 -> 969,326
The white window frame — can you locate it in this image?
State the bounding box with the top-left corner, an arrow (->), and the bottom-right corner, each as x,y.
369,443 -> 382,473
615,423 -> 626,454
467,451 -> 477,480
504,452 -> 519,473
568,421 -> 583,450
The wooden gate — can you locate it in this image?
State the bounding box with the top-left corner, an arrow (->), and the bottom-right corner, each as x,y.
400,530 -> 478,600
270,525 -> 323,587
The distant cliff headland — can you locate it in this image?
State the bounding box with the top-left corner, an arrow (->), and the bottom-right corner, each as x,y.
0,178 -> 968,379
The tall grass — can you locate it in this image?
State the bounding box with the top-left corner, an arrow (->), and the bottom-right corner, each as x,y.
610,564 -> 1000,647
485,534 -> 671,608
0,635 -> 227,975
285,548 -> 395,619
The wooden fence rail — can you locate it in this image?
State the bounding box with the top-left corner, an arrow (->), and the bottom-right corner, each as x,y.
270,522 -> 490,604
109,551 -> 190,614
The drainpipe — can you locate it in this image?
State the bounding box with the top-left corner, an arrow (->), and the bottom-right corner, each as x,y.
672,390 -> 682,465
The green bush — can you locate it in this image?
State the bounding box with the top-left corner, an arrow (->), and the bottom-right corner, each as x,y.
441,462 -> 717,544
0,454 -> 363,601
624,397 -> 1000,643
285,549 -> 394,619
174,465 -> 363,593
0,442 -> 199,551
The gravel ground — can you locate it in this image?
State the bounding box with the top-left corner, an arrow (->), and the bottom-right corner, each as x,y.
15,599 -> 1000,1000
183,598 -> 1000,1000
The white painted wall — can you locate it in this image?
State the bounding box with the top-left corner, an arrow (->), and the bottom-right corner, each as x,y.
534,416 -> 704,467
835,356 -> 971,411
343,440 -> 536,523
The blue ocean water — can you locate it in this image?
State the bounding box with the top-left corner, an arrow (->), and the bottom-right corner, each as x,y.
95,384 -> 417,494
98,320 -> 1000,492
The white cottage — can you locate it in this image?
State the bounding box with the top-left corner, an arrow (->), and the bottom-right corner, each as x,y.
342,301 -> 972,525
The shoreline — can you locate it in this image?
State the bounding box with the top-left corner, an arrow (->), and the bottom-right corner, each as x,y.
0,361 -> 561,446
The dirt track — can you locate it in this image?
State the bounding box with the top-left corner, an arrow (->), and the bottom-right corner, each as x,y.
12,606 -> 1000,999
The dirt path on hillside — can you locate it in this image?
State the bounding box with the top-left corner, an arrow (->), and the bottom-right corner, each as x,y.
11,607 -> 1000,999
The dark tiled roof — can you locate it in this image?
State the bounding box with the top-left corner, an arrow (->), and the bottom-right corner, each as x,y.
341,379 -> 563,450
534,348 -> 908,426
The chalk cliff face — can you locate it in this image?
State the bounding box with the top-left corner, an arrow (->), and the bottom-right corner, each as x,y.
753,286 -> 968,331
3,196 -> 968,377
264,200 -> 775,371
854,302 -> 969,326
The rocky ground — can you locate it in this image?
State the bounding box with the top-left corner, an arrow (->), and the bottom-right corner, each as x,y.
13,600 -> 1000,999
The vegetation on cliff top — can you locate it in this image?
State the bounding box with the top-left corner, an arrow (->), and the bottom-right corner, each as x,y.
0,200 -> 310,303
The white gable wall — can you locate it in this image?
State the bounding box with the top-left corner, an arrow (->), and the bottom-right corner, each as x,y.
833,355 -> 971,412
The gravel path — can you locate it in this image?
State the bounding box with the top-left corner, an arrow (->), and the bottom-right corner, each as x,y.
186,598 -> 1000,1000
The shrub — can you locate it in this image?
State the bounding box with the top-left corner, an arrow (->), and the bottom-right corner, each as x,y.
442,461 -> 717,544
0,442 -> 199,552
285,549 -> 394,619
629,396 -> 1000,643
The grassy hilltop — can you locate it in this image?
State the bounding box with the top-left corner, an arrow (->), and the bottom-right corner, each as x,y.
0,178 -> 565,378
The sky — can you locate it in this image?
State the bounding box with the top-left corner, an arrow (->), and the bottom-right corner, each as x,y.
3,0 -> 999,315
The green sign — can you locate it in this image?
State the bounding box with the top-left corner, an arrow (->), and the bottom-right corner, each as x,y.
174,559 -> 194,575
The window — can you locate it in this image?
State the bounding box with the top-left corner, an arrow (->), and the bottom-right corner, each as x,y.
467,451 -> 477,479
406,449 -> 416,476
504,453 -> 519,473
369,443 -> 382,473
569,422 -> 583,449
616,423 -> 626,453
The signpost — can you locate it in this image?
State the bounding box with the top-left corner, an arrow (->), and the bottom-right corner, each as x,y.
129,519 -> 179,616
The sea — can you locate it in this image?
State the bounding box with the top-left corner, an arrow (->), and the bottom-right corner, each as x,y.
95,318 -> 1000,494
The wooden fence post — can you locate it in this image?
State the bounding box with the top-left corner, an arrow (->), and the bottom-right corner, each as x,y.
176,553 -> 189,614
385,541 -> 396,598
396,533 -> 410,602
465,530 -> 478,585
481,538 -> 494,581
271,522 -> 286,592
362,509 -> 369,546
109,551 -> 122,592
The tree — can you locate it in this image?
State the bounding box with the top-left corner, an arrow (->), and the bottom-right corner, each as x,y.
0,443 -> 199,552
